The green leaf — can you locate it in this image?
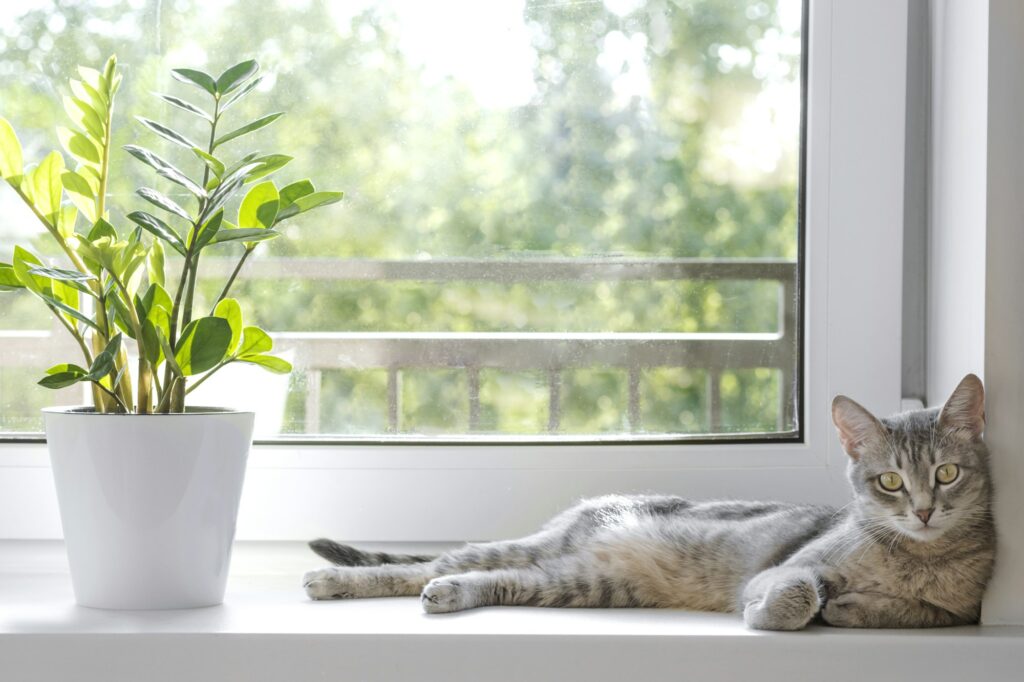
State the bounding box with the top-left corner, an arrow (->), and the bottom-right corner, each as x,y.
70,79 -> 106,114
154,324 -> 182,376
12,246 -> 47,296
123,145 -> 205,198
209,227 -> 279,245
0,263 -> 24,291
27,266 -> 93,282
238,181 -> 279,229
0,116 -> 24,180
279,180 -> 315,209
45,292 -> 101,332
147,239 -> 165,287
127,211 -> 187,255
200,165 -> 259,224
87,217 -> 117,242
136,188 -> 193,223
213,112 -> 284,149
142,281 -> 173,316
276,191 -> 343,222
174,317 -> 232,375
57,205 -> 78,240
237,325 -> 272,356
64,97 -> 105,140
39,364 -> 88,389
244,155 -> 292,183
155,93 -> 213,122
221,76 -> 263,111
27,266 -> 95,286
171,68 -> 217,95
46,363 -> 89,377
192,210 -> 224,250
237,354 -> 291,374
216,60 -> 259,95
63,97 -> 103,140
77,66 -> 106,95
191,148 -> 225,178
50,277 -> 80,315
86,333 -> 122,381
214,298 -> 243,354
135,117 -> 198,150
57,127 -> 100,164
62,171 -> 97,222
28,151 -> 65,226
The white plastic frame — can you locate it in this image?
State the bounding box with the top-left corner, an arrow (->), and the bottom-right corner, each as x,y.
0,0 -> 909,541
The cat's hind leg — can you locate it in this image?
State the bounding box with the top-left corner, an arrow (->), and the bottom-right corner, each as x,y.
304,563 -> 438,600
432,530 -> 568,574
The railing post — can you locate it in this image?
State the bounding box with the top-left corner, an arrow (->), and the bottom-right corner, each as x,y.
707,369 -> 722,433
304,369 -> 322,434
387,367 -> 401,433
547,369 -> 562,433
467,367 -> 481,431
628,367 -> 641,433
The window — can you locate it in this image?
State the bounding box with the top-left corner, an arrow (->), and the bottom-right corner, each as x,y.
0,0 -> 803,442
0,0 -> 912,541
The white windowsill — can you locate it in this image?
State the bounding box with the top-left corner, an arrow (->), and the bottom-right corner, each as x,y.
1,541 -> 1022,682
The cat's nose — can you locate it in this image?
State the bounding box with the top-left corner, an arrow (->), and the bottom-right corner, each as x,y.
914,508 -> 934,525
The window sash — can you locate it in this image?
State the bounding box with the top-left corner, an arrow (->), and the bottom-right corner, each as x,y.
0,0 -> 909,541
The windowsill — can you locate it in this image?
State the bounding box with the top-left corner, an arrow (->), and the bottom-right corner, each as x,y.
2,542 -> 1022,682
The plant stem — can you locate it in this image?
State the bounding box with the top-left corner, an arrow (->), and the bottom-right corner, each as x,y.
212,247 -> 253,312
96,87 -> 114,221
165,96 -> 222,414
92,380 -> 129,413
184,358 -> 233,395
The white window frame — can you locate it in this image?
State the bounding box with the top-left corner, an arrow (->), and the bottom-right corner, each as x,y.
0,0 -> 909,542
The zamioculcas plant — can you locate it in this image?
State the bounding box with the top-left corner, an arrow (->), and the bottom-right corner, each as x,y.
0,56 -> 342,414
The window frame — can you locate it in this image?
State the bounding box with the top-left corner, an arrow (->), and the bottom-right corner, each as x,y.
0,0 -> 910,541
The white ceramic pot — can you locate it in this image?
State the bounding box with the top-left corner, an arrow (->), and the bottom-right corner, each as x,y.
43,407 -> 254,610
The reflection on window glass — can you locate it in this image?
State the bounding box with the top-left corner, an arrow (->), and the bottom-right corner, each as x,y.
0,0 -> 802,440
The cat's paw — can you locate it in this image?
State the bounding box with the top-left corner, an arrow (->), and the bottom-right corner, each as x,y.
303,567 -> 352,600
821,592 -> 869,628
744,579 -> 820,631
421,578 -> 471,614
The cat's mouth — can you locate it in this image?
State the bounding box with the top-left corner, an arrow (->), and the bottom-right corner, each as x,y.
896,519 -> 946,542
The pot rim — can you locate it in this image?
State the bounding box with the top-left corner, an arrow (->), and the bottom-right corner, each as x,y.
42,405 -> 255,417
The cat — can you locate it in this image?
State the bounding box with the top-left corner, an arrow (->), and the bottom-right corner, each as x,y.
303,374 -> 995,630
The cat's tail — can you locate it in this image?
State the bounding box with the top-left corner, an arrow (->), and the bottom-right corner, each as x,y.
308,538 -> 436,566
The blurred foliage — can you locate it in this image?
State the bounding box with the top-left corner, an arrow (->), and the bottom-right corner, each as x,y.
0,0 -> 800,437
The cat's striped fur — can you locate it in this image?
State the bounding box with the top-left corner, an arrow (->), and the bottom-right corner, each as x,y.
304,375 -> 995,630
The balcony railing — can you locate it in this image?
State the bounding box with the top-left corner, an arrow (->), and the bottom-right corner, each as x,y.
0,258 -> 798,439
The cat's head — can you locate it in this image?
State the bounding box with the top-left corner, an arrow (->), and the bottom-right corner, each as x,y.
832,374 -> 990,543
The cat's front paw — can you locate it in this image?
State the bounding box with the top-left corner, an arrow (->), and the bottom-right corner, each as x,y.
303,567 -> 351,600
744,579 -> 820,631
421,578 -> 471,614
821,592 -> 870,628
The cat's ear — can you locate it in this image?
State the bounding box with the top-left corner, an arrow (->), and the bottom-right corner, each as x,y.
938,373 -> 985,439
832,396 -> 886,460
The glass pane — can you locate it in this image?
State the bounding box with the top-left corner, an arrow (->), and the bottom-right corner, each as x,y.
0,0 -> 802,441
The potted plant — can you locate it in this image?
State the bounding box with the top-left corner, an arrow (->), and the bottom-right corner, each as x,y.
0,56 -> 341,609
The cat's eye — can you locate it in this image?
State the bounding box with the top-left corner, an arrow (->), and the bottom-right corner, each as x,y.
936,463 -> 960,484
878,472 -> 904,491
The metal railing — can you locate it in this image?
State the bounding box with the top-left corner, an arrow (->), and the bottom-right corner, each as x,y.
0,258 -> 799,437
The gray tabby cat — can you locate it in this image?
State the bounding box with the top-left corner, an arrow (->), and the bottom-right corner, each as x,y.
303,374 -> 995,629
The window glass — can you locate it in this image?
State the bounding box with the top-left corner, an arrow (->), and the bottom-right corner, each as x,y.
0,0 -> 803,440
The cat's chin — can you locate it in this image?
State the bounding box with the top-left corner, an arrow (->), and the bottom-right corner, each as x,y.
898,524 -> 947,543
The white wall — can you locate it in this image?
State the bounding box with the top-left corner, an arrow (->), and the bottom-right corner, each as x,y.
926,0 -> 988,405
980,0 -> 1024,626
